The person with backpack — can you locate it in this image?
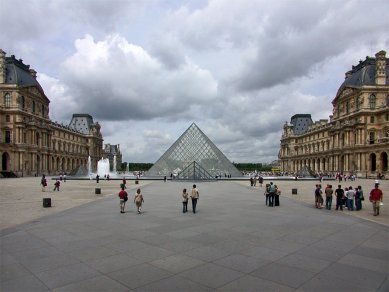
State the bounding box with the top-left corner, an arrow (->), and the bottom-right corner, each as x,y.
53,179 -> 60,191
134,188 -> 144,214
118,186 -> 128,214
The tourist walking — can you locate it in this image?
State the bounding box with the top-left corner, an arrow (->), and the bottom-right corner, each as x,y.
182,188 -> 189,213
190,184 -> 199,213
346,186 -> 355,211
369,183 -> 383,216
134,188 -> 144,214
53,179 -> 60,191
41,174 -> 47,192
324,184 -> 333,210
259,176 -> 264,187
118,186 -> 128,213
335,185 -> 344,211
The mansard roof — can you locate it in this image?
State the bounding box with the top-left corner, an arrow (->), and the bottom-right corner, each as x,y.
336,52 -> 389,97
5,54 -> 46,97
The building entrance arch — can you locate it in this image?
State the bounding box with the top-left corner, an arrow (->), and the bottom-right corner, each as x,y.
370,153 -> 377,172
2,152 -> 10,171
380,152 -> 388,172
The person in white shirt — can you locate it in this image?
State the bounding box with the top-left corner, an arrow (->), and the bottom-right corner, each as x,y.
346,186 -> 355,211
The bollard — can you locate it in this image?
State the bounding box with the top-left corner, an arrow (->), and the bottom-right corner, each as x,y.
292,188 -> 298,195
43,198 -> 51,207
95,188 -> 101,195
135,180 -> 139,184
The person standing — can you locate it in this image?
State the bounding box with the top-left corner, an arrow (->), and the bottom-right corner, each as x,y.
134,188 -> 144,214
274,185 -> 280,206
41,174 -> 47,192
190,184 -> 199,213
324,184 -> 333,210
345,186 -> 355,211
355,187 -> 362,211
314,184 -> 323,209
268,182 -> 275,207
182,188 -> 189,213
96,174 -> 100,183
118,186 -> 128,213
369,183 -> 383,216
335,185 -> 344,211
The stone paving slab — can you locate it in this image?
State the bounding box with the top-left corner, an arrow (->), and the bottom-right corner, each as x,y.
1,180 -> 388,291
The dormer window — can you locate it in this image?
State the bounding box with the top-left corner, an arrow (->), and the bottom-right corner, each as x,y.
369,94 -> 376,109
4,93 -> 11,108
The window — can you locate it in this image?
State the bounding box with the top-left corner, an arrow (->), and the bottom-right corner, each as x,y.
4,93 -> 11,108
21,96 -> 25,109
369,132 -> 375,144
387,95 -> 389,107
32,101 -> 36,113
369,94 -> 376,109
5,115 -> 10,122
41,104 -> 44,116
356,96 -> 361,110
346,101 -> 350,114
370,116 -> 375,123
5,130 -> 11,143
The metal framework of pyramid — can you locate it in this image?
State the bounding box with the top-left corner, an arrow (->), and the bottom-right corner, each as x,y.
147,123 -> 242,179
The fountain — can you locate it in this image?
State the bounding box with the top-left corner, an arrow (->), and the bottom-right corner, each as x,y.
87,156 -> 92,177
97,158 -> 110,177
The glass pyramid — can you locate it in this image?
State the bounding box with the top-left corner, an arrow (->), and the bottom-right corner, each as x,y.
147,123 -> 242,179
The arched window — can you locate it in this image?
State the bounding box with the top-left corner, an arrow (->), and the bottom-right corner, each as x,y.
356,96 -> 361,110
4,93 -> 11,108
369,94 -> 376,109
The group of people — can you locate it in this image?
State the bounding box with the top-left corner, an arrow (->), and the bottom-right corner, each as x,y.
181,184 -> 200,213
315,184 -> 364,211
117,184 -> 200,215
314,183 -> 383,216
264,182 -> 281,207
118,187 -> 144,214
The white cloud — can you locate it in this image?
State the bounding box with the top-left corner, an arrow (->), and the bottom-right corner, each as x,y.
1,0 -> 388,163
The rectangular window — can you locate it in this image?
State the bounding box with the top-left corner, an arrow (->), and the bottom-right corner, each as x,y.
369,132 -> 375,144
5,130 -> 11,143
370,116 -> 375,123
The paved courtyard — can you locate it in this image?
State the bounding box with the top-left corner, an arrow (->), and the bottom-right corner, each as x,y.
1,179 -> 388,291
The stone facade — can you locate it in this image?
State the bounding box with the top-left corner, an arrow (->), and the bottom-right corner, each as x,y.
279,50 -> 389,178
0,49 -> 103,177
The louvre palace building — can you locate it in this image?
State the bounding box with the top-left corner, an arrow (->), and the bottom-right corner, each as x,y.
279,50 -> 389,178
0,49 -> 103,177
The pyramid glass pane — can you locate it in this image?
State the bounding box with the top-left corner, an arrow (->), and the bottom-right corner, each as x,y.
147,123 -> 242,178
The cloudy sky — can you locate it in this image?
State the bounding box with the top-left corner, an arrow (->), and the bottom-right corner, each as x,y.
1,0 -> 388,163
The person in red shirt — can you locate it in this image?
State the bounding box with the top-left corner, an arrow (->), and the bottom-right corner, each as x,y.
369,183 -> 383,216
118,187 -> 128,214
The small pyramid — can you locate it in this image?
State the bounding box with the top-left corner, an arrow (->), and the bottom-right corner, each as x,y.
147,123 -> 242,178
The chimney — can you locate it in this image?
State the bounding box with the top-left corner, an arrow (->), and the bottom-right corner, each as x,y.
0,49 -> 6,84
375,50 -> 386,85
